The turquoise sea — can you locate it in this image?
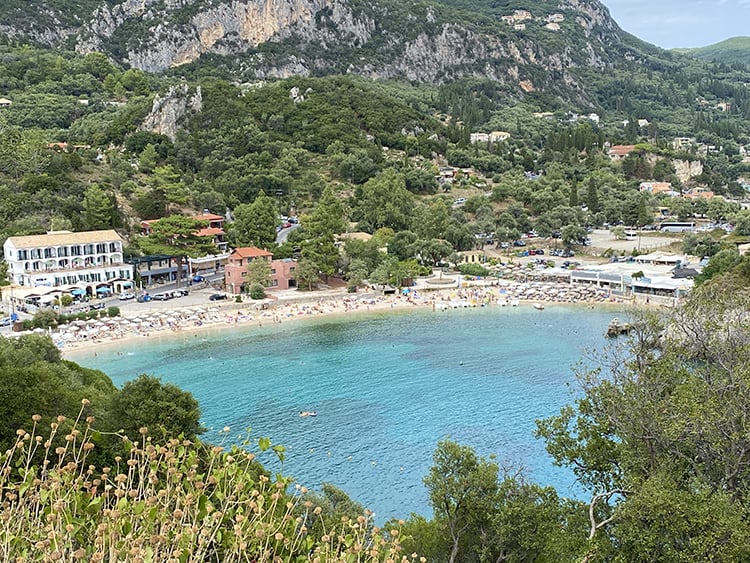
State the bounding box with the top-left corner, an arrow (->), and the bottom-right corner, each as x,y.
70,305 -> 617,522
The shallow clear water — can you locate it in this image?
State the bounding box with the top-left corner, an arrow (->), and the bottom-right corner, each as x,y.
71,305 -> 616,522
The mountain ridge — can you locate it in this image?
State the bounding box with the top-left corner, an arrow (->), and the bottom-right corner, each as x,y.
673,36 -> 750,66
0,0 -> 650,90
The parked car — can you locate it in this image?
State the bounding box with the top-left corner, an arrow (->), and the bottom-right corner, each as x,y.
118,291 -> 135,300
454,198 -> 466,205
0,317 -> 11,327
88,303 -> 106,311
513,240 -> 526,247
209,293 -> 228,301
172,289 -> 189,297
192,275 -> 205,283
152,292 -> 173,301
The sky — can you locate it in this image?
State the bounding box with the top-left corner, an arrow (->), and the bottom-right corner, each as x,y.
600,0 -> 750,49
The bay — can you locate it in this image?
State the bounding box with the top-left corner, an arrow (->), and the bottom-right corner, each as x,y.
71,305 -> 617,522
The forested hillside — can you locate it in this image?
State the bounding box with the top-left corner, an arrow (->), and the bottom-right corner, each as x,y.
1,43 -> 749,270
675,36 -> 750,66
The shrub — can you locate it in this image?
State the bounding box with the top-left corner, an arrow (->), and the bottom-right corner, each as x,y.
249,283 -> 266,300
32,308 -> 58,329
458,263 -> 489,277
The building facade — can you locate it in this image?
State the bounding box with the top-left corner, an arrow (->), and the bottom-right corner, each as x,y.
224,247 -> 297,294
3,230 -> 134,295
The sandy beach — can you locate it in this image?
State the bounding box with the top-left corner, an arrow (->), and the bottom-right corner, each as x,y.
51,278 -> 625,358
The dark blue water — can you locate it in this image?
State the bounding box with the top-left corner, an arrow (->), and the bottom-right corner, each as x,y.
71,305 -> 616,522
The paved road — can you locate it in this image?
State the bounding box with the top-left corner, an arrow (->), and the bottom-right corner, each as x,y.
276,224 -> 300,245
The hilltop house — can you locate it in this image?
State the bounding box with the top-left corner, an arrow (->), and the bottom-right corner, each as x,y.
683,187 -> 715,199
469,131 -> 511,144
608,145 -> 636,160
639,182 -> 675,195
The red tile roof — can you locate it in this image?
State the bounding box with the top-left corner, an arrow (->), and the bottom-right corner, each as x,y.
608,145 -> 636,156
196,227 -> 224,236
231,247 -> 273,259
194,213 -> 225,222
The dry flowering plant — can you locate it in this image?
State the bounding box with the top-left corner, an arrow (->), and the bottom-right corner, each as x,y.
0,401 -> 418,562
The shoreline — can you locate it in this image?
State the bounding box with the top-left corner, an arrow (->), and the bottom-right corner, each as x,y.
57,279 -> 628,359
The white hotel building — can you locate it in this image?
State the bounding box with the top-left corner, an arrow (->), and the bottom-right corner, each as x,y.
3,230 -> 134,296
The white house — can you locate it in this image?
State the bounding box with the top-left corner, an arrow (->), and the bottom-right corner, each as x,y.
3,230 -> 134,296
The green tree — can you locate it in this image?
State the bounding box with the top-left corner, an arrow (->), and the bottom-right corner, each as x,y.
139,143 -> 159,173
107,374 -> 204,441
694,248 -> 742,285
586,177 -> 600,213
231,192 -> 278,249
0,335 -> 115,453
246,257 -> 272,290
82,184 -> 117,230
305,186 -> 346,240
302,186 -> 346,278
354,169 -> 414,232
561,225 -> 587,249
294,257 -> 321,291
150,165 -> 189,215
345,258 -> 370,292
537,283 -> 750,559
138,216 -> 218,287
682,232 -> 721,258
424,439 -> 500,563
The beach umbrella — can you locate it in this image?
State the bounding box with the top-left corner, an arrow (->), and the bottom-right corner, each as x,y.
67,325 -> 80,332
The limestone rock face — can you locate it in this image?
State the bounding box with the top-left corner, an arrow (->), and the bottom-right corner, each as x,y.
141,84 -> 203,141
7,0 -> 632,88
76,0 -> 349,73
672,159 -> 704,183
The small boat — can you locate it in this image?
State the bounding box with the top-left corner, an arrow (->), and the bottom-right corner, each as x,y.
299,411 -> 317,417
533,303 -> 545,310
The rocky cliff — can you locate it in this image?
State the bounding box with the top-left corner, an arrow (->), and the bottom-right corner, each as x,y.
2,0 -> 640,88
